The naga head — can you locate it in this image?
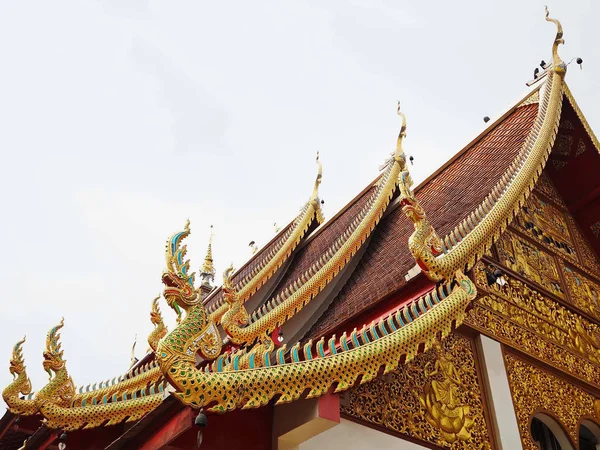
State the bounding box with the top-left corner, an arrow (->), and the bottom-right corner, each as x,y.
42,318 -> 66,378
222,265 -> 249,327
162,220 -> 199,314
9,336 -> 28,379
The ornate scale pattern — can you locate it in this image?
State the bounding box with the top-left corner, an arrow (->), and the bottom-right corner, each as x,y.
161,272 -> 476,412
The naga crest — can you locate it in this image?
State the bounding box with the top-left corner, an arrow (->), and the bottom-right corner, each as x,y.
150,295 -> 165,326
162,220 -> 199,312
43,318 -> 66,377
148,295 -> 168,352
222,265 -> 249,327
9,336 -> 27,378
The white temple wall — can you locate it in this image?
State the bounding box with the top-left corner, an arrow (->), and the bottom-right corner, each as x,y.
476,334 -> 523,450
299,418 -> 429,450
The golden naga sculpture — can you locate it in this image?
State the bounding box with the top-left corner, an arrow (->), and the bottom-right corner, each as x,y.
161,220 -> 222,362
3,320 -> 75,417
33,319 -> 76,417
418,340 -> 474,443
148,295 -> 168,352
156,106 -> 477,411
220,111 -> 411,346
400,10 -> 566,282
207,154 -> 325,326
2,337 -> 36,415
160,262 -> 476,411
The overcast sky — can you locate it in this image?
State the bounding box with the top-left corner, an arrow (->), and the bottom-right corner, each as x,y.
0,1 -> 598,392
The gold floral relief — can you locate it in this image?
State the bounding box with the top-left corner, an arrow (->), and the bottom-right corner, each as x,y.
469,262 -> 600,386
495,230 -> 564,297
474,262 -> 600,361
514,193 -> 577,262
534,171 -> 567,208
504,352 -> 600,450
467,302 -> 600,390
567,215 -> 600,273
563,265 -> 600,320
341,333 -> 492,449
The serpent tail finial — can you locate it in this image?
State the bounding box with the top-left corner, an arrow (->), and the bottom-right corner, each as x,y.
395,101 -> 407,160
130,335 -> 137,368
544,6 -> 566,76
223,264 -> 235,297
10,336 -> 27,378
43,318 -> 66,377
310,151 -> 323,202
148,295 -> 168,351
150,295 -> 163,324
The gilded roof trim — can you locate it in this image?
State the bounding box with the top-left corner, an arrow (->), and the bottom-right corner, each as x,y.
206,158 -> 324,325
221,109 -> 410,345
169,271 -> 476,411
563,83 -> 600,155
400,13 -> 566,282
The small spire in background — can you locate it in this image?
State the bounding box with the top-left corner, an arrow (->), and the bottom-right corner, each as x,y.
200,225 -> 216,288
274,222 -> 280,234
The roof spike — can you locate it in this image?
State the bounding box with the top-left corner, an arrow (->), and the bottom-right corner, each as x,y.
310,151 -> 323,202
129,334 -> 137,369
544,6 -> 566,77
394,101 -> 407,160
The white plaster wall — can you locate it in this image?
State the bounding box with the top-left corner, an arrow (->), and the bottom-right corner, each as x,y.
477,335 -> 523,450
299,418 -> 429,450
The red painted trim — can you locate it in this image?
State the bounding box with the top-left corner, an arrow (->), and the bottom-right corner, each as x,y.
137,407 -> 192,450
317,393 -> 340,423
35,432 -> 58,450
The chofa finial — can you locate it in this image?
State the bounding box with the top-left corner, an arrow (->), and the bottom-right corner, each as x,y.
310,151 -> 323,202
395,101 -> 407,160
544,6 -> 566,76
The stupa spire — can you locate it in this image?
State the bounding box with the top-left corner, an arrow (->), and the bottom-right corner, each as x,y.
200,225 -> 216,290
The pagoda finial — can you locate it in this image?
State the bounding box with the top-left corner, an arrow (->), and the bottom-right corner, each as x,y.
395,101 -> 407,160
544,6 -> 566,77
310,151 -> 323,202
200,225 -> 216,287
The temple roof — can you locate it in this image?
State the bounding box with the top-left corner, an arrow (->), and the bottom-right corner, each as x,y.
4,10 -> 599,443
307,94 -> 541,338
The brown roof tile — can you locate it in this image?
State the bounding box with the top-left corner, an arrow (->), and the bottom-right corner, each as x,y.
203,221 -> 295,310
307,102 -> 539,338
265,187 -> 376,303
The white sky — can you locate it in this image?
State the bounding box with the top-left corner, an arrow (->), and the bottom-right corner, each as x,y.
0,0 -> 598,392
